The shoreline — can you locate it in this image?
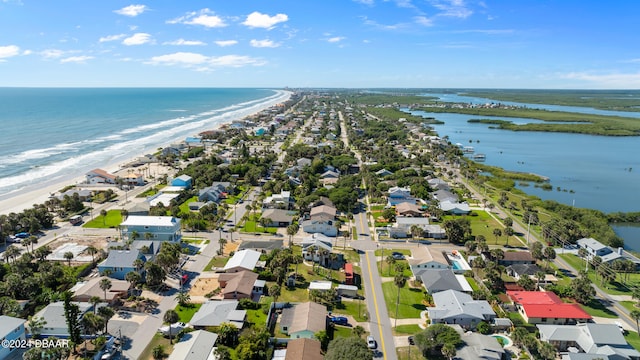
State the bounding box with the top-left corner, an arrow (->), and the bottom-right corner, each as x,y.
0,91 -> 292,216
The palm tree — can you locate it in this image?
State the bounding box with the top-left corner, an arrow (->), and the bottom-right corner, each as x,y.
99,277 -> 112,301
393,273 -> 406,327
86,246 -> 98,263
63,251 -> 74,266
286,224 -> 298,248
535,271 -> 546,289
503,226 -> 514,246
492,228 -> 502,244
125,271 -> 142,293
386,255 -> 396,276
98,306 -> 115,334
353,325 -> 365,338
218,236 -> 227,255
269,284 -> 281,302
175,291 -> 191,307
163,309 -> 179,344
4,245 -> 20,263
543,246 -> 556,271
152,345 -> 167,360
90,296 -> 102,314
631,309 -> 640,334
27,235 -> 38,253
217,322 -> 239,347
100,209 -> 108,225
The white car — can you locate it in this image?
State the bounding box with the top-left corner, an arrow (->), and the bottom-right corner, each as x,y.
367,336 -> 377,349
158,322 -> 187,336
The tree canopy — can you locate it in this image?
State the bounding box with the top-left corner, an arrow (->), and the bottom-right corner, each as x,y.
324,336 -> 373,360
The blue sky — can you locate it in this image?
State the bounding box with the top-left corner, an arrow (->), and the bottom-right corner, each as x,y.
1,0 -> 639,88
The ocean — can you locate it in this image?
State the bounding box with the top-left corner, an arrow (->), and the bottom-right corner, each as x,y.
0,88 -> 291,201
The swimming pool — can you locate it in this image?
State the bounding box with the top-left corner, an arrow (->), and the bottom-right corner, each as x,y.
452,260 -> 463,270
491,334 -> 513,347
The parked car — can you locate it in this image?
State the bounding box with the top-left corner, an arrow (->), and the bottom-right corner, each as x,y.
158,322 -> 187,337
392,252 -> 405,260
329,316 -> 348,325
14,232 -> 29,239
367,336 -> 377,349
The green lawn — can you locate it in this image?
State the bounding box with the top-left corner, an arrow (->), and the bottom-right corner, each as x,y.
460,210 -> 523,246
377,259 -> 413,278
394,324 -> 422,335
332,299 -> 368,322
204,256 -> 229,271
241,220 -> 277,234
175,303 -> 202,323
580,299 -> 618,318
621,301 -> 639,313
396,346 -> 425,360
559,254 -> 634,295
246,308 -> 267,327
332,325 -> 355,340
626,331 -> 640,352
139,333 -> 174,360
381,281 -> 425,319
178,196 -> 198,214
83,210 -> 122,228
466,277 -> 480,291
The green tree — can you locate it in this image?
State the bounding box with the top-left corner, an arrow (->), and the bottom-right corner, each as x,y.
324,336 -> 373,360
415,324 -> 462,356
175,291 -> 191,307
442,343 -> 457,360
27,316 -> 47,339
269,284 -> 281,302
63,251 -> 74,266
492,228 -> 502,244
537,340 -> 557,360
62,292 -> 82,352
476,321 -> 491,335
100,209 -> 107,225
152,345 -> 167,360
89,296 -> 102,314
571,271 -> 596,304
543,246 -> 556,270
99,277 -> 112,301
163,309 -> 179,344
315,330 -> 330,351
517,275 -> 537,291
217,322 -> 239,347
353,325 -> 365,338
98,306 -> 115,334
630,309 -> 640,334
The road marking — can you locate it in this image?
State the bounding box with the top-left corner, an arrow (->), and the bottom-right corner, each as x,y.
365,251 -> 388,359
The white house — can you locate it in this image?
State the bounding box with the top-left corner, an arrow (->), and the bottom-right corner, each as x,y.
168,330 -> 218,360
301,233 -> 333,267
86,168 -> 116,184
0,316 -> 26,360
427,290 -> 496,330
223,249 -> 261,273
34,302 -> 94,338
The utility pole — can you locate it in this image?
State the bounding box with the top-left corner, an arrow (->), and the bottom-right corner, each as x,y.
526,217 -> 531,246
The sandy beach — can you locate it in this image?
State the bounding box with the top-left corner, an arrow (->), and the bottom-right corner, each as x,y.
0,93 -> 290,216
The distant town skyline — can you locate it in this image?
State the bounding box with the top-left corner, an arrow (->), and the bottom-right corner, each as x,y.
1,1 -> 640,89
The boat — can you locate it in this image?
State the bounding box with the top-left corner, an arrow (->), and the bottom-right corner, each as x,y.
463,146 -> 475,154
473,154 -> 486,161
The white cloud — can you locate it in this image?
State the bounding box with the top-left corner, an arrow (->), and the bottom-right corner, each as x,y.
149,52 -> 209,65
123,33 -> 152,46
168,9 -> 226,28
431,0 -> 473,19
0,45 -> 20,58
327,36 -> 345,43
250,39 -> 280,48
22,49 -> 32,55
60,55 -> 94,63
414,16 -> 434,27
353,0 -> 374,4
99,34 -> 126,43
215,40 -> 238,47
560,71 -> 640,89
41,49 -> 65,59
163,39 -> 206,46
114,4 -> 148,17
242,11 -> 288,29
148,52 -> 265,71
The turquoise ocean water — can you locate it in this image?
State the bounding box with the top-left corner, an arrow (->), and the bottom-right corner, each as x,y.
0,88 -> 291,200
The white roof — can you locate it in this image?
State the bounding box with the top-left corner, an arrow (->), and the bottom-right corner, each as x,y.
223,249 -> 261,271
337,284 -> 358,291
149,193 -> 180,207
0,315 -> 26,339
168,329 -> 218,360
309,280 -> 332,290
455,274 -> 474,292
121,216 -> 179,227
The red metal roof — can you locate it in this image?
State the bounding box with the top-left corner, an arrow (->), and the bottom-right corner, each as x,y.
507,290 -> 591,320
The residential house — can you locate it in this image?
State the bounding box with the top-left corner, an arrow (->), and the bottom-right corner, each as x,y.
439,200 -> 471,215
409,246 -> 451,276
119,216 -> 182,242
162,144 -> 186,157
428,178 -> 451,191
71,277 -> 130,303
427,290 -> 496,330
453,326 -> 506,360
262,191 -> 292,210
507,291 -> 592,324
387,186 -> 415,207
0,315 -> 26,360
389,217 -> 438,239
395,203 -> 423,217
218,270 -> 262,300
238,240 -> 284,254
432,189 -> 458,203
296,158 -> 312,168
375,169 -> 393,177
171,175 -> 192,189
190,300 -> 246,329
302,205 -> 337,237
320,170 -> 340,179
576,237 -> 640,268
98,249 -> 146,280
538,323 -> 640,359
301,233 -> 333,267
86,168 -> 117,184
34,301 -> 94,338
122,173 -> 144,186
56,189 -> 92,202
280,302 -> 327,339
168,330 -> 218,360
223,249 -> 261,273
506,263 -> 545,281
499,251 -> 535,266
284,338 -> 324,360
260,209 -> 295,227
198,182 -> 230,203
124,201 -> 150,216
418,269 -> 466,294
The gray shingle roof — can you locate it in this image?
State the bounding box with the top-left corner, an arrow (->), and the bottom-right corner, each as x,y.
0,315 -> 25,339
100,249 -> 143,268
190,300 -> 243,327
